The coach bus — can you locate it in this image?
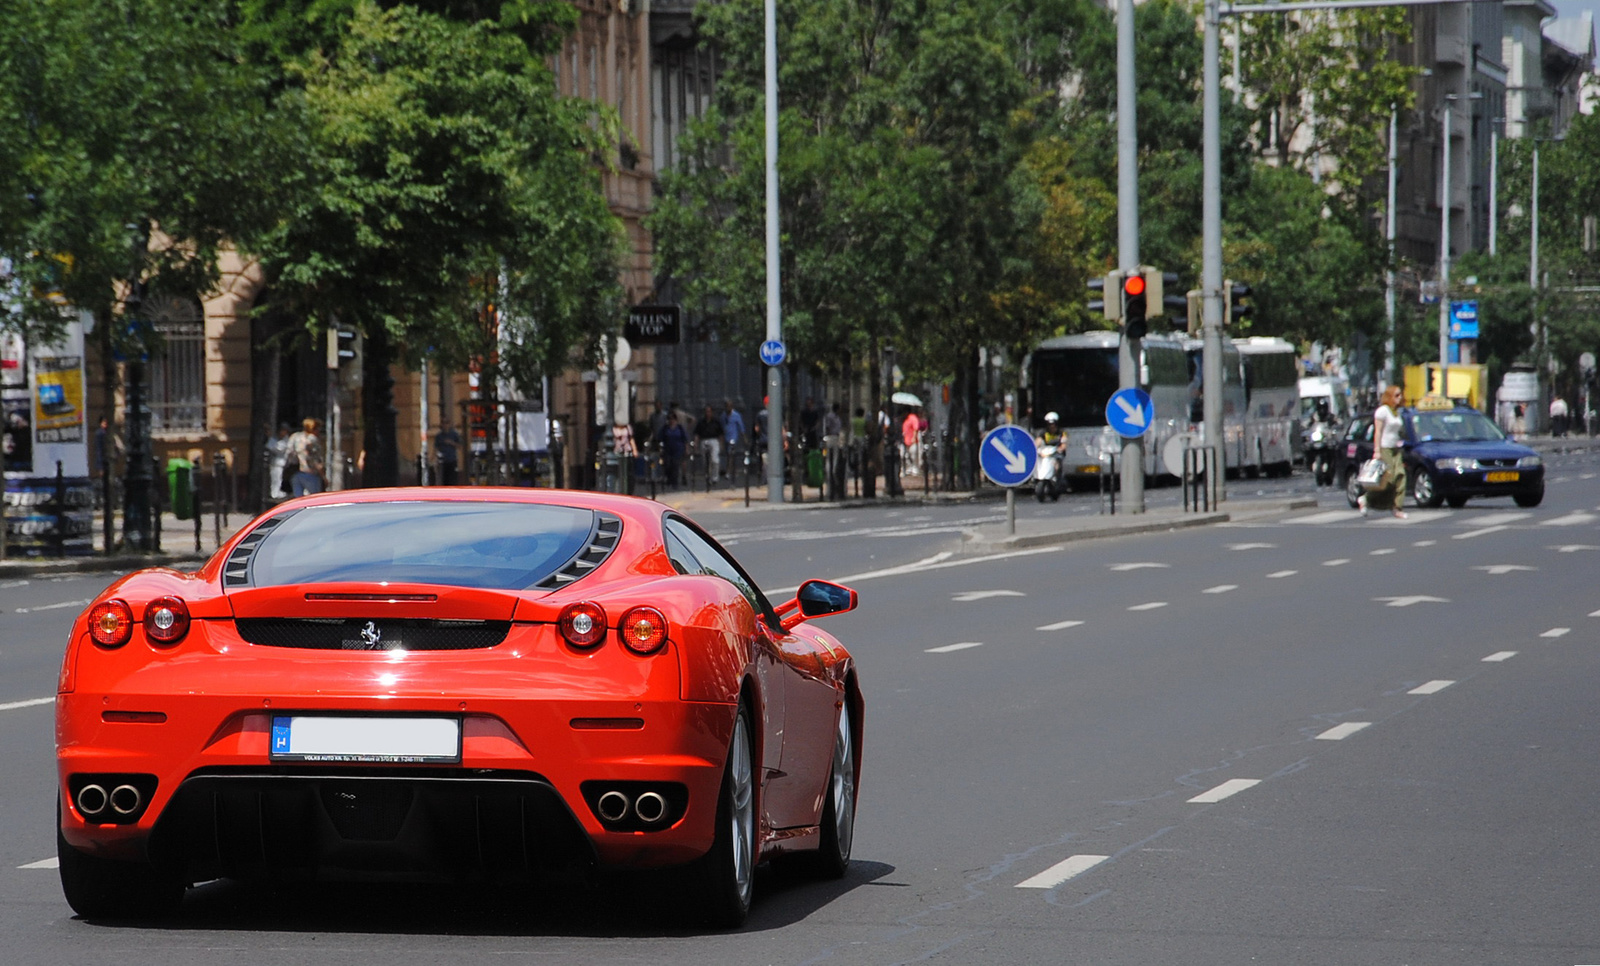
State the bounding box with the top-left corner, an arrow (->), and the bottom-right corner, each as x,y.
1234,336 -> 1301,476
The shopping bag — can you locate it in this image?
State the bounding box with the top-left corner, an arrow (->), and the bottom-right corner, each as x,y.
1355,457 -> 1385,488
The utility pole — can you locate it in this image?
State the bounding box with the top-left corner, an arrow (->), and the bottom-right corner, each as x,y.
1117,0 -> 1144,513
1202,0 -> 1225,500
763,0 -> 784,504
1385,106 -> 1398,390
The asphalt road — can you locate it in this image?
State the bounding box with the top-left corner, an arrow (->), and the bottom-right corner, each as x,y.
4,451 -> 1600,964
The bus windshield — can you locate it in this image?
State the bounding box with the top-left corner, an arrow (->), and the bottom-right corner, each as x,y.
1031,347 -> 1119,426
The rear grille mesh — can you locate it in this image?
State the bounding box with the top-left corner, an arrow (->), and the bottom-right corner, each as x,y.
235,618 -> 511,651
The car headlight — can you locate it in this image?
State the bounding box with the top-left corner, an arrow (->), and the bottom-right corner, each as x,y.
1517,455 -> 1542,468
1438,457 -> 1479,473
1310,428 -> 1325,443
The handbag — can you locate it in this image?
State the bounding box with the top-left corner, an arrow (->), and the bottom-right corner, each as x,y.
1355,457 -> 1385,488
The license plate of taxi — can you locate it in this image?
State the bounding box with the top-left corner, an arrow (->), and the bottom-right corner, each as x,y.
1485,471 -> 1519,483
269,715 -> 461,763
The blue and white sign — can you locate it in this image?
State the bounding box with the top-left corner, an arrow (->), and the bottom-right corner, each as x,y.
759,339 -> 787,366
980,425 -> 1037,488
1450,300 -> 1479,340
1106,387 -> 1154,438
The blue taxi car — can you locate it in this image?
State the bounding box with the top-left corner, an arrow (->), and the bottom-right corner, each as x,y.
1340,403 -> 1544,509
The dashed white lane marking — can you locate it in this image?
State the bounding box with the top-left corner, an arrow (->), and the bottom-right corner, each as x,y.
1455,526 -> 1509,540
1108,563 -> 1169,572
1036,620 -> 1084,631
1316,722 -> 1372,740
1202,584 -> 1237,594
1375,595 -> 1450,607
0,579 -> 29,590
17,857 -> 57,870
1323,558 -> 1350,567
1267,570 -> 1298,579
952,590 -> 1026,602
1016,854 -> 1109,889
1542,512 -> 1598,527
769,546 -> 1060,597
1226,542 -> 1276,550
1370,548 -> 1396,555
11,598 -> 89,615
0,697 -> 54,712
1127,602 -> 1168,611
1287,510 -> 1360,524
1475,564 -> 1536,575
1482,651 -> 1518,662
1583,473 -> 1598,480
1589,609 -> 1600,618
1409,680 -> 1456,695
1188,779 -> 1260,803
1550,544 -> 1600,553
1468,512 -> 1532,527
926,642 -> 984,654
1413,540 -> 1437,547
1540,627 -> 1571,638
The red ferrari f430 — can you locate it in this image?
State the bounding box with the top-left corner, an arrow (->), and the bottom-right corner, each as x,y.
56,489 -> 862,927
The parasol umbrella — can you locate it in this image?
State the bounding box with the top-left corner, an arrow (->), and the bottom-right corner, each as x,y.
891,391 -> 923,407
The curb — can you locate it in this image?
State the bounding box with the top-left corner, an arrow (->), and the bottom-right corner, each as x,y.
957,497 -> 1318,554
0,552 -> 210,580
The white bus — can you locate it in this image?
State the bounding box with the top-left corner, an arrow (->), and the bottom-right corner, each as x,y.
1026,331 -> 1191,486
1183,336 -> 1248,474
1234,336 -> 1301,476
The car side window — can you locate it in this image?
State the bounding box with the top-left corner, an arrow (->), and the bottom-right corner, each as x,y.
663,517 -> 778,622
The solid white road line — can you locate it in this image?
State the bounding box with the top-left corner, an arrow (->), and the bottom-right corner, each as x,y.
1540,627 -> 1571,638
0,697 -> 54,712
1469,512 -> 1532,527
12,598 -> 89,615
1202,584 -> 1237,594
1016,854 -> 1109,889
1408,680 -> 1455,695
1542,512 -> 1598,527
1127,602 -> 1168,611
952,590 -> 1026,602
17,857 -> 57,870
1323,558 -> 1350,566
1454,526 -> 1509,540
768,545 -> 1064,597
1188,779 -> 1260,803
1482,651 -> 1518,662
1315,722 -> 1372,741
1267,570 -> 1298,579
926,642 -> 984,654
1036,620 -> 1085,631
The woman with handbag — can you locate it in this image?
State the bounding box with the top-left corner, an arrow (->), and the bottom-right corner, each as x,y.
1359,385 -> 1408,519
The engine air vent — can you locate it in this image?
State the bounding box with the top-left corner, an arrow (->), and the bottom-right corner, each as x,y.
222,511 -> 299,588
534,513 -> 622,590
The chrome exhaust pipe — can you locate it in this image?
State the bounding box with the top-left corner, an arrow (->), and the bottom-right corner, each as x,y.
109,784 -> 142,816
76,784 -> 108,818
633,791 -> 667,824
596,790 -> 630,823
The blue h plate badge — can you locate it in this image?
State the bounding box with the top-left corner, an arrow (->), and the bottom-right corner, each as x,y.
271,719 -> 292,754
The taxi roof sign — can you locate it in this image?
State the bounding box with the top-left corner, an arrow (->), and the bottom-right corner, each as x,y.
1414,394 -> 1454,411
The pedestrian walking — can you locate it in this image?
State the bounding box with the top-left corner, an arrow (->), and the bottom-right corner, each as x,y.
722,399 -> 745,476
265,422 -> 291,499
661,412 -> 687,486
286,418 -> 326,497
1358,385 -> 1407,519
695,404 -> 724,481
1550,395 -> 1569,437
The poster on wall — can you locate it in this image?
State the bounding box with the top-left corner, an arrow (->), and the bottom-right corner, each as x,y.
4,312 -> 93,556
2,330 -> 29,474
33,353 -> 84,444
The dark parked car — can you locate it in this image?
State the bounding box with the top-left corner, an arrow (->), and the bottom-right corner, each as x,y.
1339,404 -> 1545,509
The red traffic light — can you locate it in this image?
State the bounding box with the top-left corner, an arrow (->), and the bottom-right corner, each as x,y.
1123,275 -> 1146,296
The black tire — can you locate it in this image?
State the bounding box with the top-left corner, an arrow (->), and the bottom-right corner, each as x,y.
799,707 -> 856,880
57,803 -> 183,919
1446,495 -> 1469,509
687,706 -> 757,928
1412,469 -> 1444,508
1345,468 -> 1362,508
1514,486 -> 1545,508
1034,483 -> 1048,503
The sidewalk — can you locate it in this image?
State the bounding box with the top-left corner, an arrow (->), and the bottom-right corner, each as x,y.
0,507 -> 241,579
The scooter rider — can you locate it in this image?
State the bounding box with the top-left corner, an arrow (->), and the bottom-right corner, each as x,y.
1038,412 -> 1066,448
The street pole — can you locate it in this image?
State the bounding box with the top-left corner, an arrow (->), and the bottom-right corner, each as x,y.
1488,123 -> 1499,256
1202,0 -> 1225,501
1439,98 -> 1452,399
1117,0 -> 1144,513
763,0 -> 784,504
1385,106 -> 1398,389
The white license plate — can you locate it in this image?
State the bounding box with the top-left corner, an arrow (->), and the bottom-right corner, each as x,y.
269,715 -> 462,763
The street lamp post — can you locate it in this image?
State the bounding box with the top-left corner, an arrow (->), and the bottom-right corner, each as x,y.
1438,91 -> 1481,400
1530,134 -> 1564,431
121,286 -> 153,552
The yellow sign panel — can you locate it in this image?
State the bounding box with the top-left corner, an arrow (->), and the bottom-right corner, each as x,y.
34,355 -> 84,443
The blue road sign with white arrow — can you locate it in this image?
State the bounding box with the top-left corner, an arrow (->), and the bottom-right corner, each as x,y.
1106,387 -> 1154,438
759,339 -> 787,366
979,425 -> 1038,488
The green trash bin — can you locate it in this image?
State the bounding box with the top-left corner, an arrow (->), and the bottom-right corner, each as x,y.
806,450 -> 825,488
166,459 -> 194,520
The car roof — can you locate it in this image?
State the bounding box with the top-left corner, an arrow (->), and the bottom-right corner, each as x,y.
260,487 -> 672,528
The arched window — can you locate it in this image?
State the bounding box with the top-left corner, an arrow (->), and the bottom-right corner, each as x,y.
144,294 -> 205,434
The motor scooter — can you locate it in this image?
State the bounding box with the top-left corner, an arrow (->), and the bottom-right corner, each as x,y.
1302,415 -> 1341,486
1034,439 -> 1063,502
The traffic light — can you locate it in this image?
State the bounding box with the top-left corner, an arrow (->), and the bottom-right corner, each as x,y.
1224,280 -> 1253,326
327,328 -> 359,370
1087,270 -> 1123,321
1122,272 -> 1148,340
1186,289 -> 1203,335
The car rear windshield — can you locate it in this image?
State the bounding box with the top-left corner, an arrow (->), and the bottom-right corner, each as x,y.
245,502 -> 597,590
1412,411 -> 1504,443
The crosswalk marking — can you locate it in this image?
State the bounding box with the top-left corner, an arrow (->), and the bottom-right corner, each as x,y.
1542,512 -> 1598,527
1466,512 -> 1532,527
1286,510 -> 1360,525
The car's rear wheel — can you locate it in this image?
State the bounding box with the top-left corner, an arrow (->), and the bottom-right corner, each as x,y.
1514,486 -> 1545,508
800,707 -> 856,880
57,801 -> 183,919
1345,467 -> 1362,508
687,705 -> 756,927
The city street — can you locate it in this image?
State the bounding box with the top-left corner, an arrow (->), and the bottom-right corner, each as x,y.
3,448 -> 1600,963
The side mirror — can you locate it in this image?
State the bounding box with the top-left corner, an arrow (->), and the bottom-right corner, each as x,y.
775,580 -> 858,631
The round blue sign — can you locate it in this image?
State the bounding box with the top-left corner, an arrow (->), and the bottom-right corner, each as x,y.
759,339 -> 787,367
979,425 -> 1038,488
1106,388 -> 1154,438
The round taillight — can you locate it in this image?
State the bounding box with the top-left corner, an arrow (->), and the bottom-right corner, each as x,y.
619,606 -> 668,655
559,602 -> 607,649
143,596 -> 190,645
88,600 -> 134,648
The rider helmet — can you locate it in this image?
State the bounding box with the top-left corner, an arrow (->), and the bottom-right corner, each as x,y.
1045,411 -> 1059,424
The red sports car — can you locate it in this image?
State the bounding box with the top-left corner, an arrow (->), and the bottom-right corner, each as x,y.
55,489 -> 862,926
